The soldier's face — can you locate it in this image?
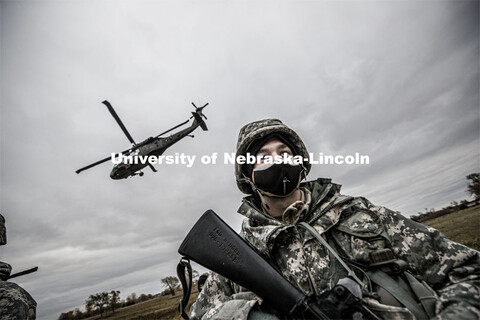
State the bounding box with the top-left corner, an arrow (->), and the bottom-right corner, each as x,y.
253,137 -> 294,171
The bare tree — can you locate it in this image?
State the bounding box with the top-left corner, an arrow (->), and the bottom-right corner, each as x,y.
161,276 -> 179,296
467,173 -> 480,200
126,292 -> 137,305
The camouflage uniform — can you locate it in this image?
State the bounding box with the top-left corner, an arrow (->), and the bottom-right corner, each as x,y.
0,215 -> 37,319
0,282 -> 37,320
190,120 -> 480,320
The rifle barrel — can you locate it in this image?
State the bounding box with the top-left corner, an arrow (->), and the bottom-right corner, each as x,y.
9,266 -> 38,279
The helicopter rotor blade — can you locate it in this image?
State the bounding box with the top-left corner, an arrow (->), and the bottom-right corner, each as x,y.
156,119 -> 189,138
102,100 -> 137,145
191,102 -> 209,110
75,145 -> 137,174
76,155 -> 113,174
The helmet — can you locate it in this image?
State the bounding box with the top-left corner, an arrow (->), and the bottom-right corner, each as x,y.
235,119 -> 311,194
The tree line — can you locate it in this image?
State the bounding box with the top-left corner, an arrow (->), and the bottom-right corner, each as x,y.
58,290 -> 162,319
410,173 -> 479,222
58,270 -> 202,319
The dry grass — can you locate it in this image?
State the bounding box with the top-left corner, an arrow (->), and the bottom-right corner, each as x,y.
421,204 -> 480,251
83,291 -> 199,320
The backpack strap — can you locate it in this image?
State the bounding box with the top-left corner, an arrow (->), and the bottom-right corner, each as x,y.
366,270 -> 430,320
298,222 -> 364,288
177,257 -> 192,320
404,271 -> 437,318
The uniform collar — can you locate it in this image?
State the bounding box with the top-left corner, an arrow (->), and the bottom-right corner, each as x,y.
280,188 -> 311,224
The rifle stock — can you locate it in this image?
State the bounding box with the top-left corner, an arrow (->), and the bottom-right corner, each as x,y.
178,210 -> 329,318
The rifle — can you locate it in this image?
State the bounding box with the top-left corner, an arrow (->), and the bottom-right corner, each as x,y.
178,209 -> 376,320
9,266 -> 38,279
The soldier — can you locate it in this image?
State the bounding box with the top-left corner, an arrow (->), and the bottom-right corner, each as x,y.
198,274 -> 208,292
0,214 -> 37,320
190,119 -> 480,319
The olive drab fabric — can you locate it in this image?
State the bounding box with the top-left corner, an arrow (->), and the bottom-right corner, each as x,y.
190,179 -> 480,320
235,119 -> 311,195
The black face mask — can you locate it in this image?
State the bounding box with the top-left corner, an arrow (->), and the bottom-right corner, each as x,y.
253,163 -> 303,197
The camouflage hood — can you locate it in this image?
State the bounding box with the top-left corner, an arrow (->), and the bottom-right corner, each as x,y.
235,119 -> 311,194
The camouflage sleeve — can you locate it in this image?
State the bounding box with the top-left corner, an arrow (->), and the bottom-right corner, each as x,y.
0,281 -> 37,320
364,199 -> 480,319
189,271 -> 260,320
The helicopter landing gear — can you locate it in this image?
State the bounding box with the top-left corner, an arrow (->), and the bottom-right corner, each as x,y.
131,171 -> 144,178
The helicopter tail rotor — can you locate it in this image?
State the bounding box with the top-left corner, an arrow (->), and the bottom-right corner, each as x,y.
191,102 -> 208,120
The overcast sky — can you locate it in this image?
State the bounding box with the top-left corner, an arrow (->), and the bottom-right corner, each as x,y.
0,1 -> 478,319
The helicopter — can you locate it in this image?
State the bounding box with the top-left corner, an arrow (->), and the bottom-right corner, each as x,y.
76,100 -> 208,179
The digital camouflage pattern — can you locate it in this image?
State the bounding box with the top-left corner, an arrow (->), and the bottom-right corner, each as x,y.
235,119 -> 311,195
0,214 -> 37,319
0,214 -> 6,246
0,281 -> 37,320
190,178 -> 480,320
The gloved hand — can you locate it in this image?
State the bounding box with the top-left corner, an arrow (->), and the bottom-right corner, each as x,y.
0,261 -> 12,281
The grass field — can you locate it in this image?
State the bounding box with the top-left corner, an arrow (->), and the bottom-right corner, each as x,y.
81,205 -> 479,320
421,204 -> 479,251
83,291 -> 199,320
